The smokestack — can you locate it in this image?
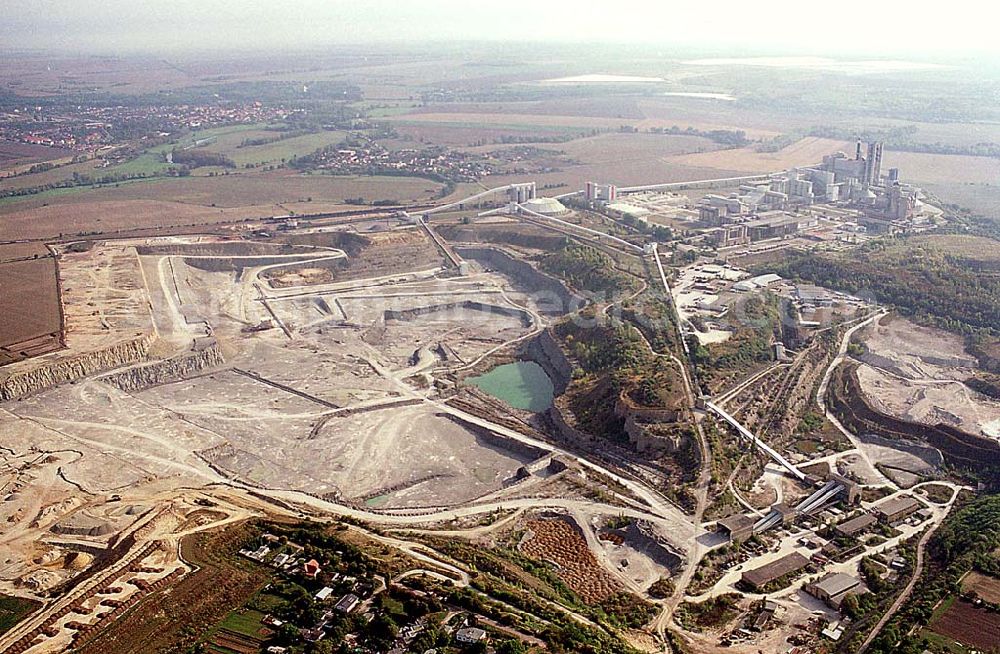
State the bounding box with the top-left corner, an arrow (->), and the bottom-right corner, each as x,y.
873,143 -> 883,184
865,142 -> 878,187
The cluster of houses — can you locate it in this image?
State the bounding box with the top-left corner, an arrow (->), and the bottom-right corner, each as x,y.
240,532 -> 500,653
0,102 -> 298,153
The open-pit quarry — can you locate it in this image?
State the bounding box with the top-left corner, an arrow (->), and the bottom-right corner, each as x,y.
0,217 -> 704,654
0,179 -> 989,654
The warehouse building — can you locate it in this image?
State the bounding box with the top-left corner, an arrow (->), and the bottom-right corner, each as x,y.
875,496 -> 922,525
741,552 -> 811,591
805,572 -> 868,610
716,514 -> 755,543
834,513 -> 877,539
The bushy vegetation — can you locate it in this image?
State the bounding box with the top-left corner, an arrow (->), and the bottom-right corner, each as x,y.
647,577 -> 675,599
433,553 -> 646,654
764,240 -> 1000,337
170,148 -> 235,168
0,594 -> 39,635
540,244 -> 637,297
553,298 -> 679,409
864,493 -> 1000,654
689,292 -> 782,385
676,594 -> 741,632
556,315 -> 651,375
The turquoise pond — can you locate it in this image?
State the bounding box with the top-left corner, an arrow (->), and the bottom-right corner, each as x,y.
467,361 -> 554,412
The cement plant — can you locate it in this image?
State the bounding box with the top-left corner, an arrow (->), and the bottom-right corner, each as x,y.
2,24 -> 1000,654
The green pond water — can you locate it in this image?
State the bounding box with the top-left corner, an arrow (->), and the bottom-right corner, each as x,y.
467,361 -> 554,412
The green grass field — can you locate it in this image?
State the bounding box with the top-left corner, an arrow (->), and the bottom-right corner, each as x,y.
363,104 -> 418,118
105,152 -> 173,176
225,130 -> 346,167
0,594 -> 40,634
218,608 -> 266,636
918,626 -> 974,653
155,124 -> 278,154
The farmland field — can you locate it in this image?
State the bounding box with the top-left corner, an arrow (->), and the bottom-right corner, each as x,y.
921,182 -> 1000,218
486,161 -> 746,195
961,571 -> 1000,605
402,98 -> 782,139
411,97 -> 648,120
666,137 -> 854,172
556,132 -> 721,162
913,235 -> 1000,264
930,598 -> 1000,650
104,152 -> 175,176
73,523 -> 271,654
387,112 -> 644,132
0,258 -> 61,349
0,173 -> 444,239
392,123 -> 589,146
0,198 -> 278,241
149,124 -> 349,167
0,141 -> 75,168
0,171 -> 442,210
880,150 -> 1000,185
0,158 -> 104,191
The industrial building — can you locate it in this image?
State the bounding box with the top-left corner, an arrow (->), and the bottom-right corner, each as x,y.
697,142 -> 937,249
708,211 -> 819,247
733,273 -> 783,293
507,182 -> 537,204
833,513 -> 877,539
716,513 -> 755,543
585,181 -> 617,204
712,223 -> 752,248
606,202 -> 650,222
875,496 -> 922,525
519,196 -> 569,216
741,552 -> 811,591
805,572 -> 868,610
795,285 -> 834,307
698,185 -> 787,225
828,473 -> 861,505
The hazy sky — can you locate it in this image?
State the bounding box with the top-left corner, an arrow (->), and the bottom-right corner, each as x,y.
2,0 -> 998,57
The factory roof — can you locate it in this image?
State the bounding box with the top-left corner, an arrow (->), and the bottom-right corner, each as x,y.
607,202 -> 650,217
750,273 -> 782,287
742,552 -> 810,589
521,197 -> 568,215
744,212 -> 808,228
875,496 -> 922,519
796,285 -> 833,302
834,513 -> 877,537
717,513 -> 755,533
808,572 -> 864,598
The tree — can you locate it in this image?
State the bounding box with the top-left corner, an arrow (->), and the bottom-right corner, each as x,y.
312,640 -> 334,654
368,613 -> 398,646
840,593 -> 861,619
496,640 -> 528,654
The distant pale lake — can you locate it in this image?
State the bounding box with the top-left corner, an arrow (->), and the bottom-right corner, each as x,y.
468,361 -> 554,412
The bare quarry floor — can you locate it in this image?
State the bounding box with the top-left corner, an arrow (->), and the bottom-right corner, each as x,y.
856,317 -> 1000,439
